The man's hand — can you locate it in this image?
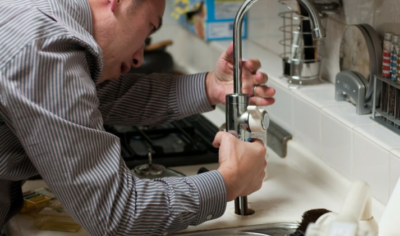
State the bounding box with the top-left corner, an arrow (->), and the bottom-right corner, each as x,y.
205,42 -> 276,106
213,132 -> 267,201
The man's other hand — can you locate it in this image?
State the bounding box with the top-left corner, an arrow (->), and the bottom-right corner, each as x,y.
205,42 -> 276,106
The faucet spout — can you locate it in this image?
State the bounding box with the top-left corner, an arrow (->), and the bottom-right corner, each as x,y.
233,0 -> 259,95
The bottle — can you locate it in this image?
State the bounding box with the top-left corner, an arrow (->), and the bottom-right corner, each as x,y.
390,35 -> 399,81
383,32 -> 392,78
381,33 -> 393,113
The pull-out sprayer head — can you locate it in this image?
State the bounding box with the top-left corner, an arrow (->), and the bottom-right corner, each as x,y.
297,0 -> 326,39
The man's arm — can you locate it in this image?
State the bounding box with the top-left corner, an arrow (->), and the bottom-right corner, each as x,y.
0,39 -> 226,235
96,72 -> 214,126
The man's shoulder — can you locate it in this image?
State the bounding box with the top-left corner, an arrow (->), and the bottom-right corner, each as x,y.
0,0 -> 100,70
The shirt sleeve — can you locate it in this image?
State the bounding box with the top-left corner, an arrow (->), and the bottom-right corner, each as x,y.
96,72 -> 214,126
0,38 -> 226,235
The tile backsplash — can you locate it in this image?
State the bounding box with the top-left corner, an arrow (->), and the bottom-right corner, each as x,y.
243,1 -> 400,205
154,0 -> 400,206
247,0 -> 400,84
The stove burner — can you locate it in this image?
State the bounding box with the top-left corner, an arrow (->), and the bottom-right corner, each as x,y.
104,115 -> 219,168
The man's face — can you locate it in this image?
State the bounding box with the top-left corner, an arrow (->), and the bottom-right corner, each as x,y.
93,0 -> 166,83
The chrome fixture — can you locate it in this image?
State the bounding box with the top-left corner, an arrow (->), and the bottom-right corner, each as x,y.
229,0 -> 326,216
296,0 -> 326,39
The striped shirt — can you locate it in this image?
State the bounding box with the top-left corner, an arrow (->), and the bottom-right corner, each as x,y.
0,0 -> 227,235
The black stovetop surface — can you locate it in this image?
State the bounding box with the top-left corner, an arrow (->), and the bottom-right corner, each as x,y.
104,115 -> 219,169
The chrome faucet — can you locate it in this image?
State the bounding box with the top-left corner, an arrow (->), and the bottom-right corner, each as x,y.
228,0 -> 326,216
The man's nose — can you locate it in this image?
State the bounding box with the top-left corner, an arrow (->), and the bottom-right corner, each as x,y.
131,44 -> 145,68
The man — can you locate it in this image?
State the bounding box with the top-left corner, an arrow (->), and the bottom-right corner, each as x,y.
0,0 -> 276,235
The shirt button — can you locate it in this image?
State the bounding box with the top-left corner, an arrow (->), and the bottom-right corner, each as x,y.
206,214 -> 213,220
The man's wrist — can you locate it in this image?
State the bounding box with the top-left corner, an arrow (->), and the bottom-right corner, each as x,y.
217,168 -> 237,202
188,170 -> 227,224
205,72 -> 219,106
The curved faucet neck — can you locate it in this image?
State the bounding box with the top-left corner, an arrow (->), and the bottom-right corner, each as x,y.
233,0 -> 259,95
232,0 -> 326,95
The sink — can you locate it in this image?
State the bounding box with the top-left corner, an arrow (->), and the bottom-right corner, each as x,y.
173,222 -> 298,236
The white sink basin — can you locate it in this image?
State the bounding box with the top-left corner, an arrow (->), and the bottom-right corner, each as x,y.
173,222 -> 297,236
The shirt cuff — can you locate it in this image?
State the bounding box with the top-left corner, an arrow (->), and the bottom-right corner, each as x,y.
175,73 -> 214,118
187,170 -> 227,225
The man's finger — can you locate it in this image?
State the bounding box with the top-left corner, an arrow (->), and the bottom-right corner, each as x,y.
254,72 -> 268,84
212,131 -> 224,148
249,96 -> 275,106
253,85 -> 275,97
243,59 -> 261,74
212,131 -> 238,148
222,42 -> 234,62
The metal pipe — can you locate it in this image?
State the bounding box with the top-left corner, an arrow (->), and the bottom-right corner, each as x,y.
297,0 -> 326,39
233,0 -> 259,94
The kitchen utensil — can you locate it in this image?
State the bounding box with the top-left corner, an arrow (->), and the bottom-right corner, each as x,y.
359,24 -> 383,103
279,0 -> 325,85
339,25 -> 376,83
371,75 -> 400,136
283,57 -> 321,83
335,71 -> 371,115
290,27 -> 302,62
299,3 -> 316,62
339,24 -> 380,111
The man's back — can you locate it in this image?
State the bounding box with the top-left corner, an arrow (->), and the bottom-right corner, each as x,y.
0,0 -> 101,227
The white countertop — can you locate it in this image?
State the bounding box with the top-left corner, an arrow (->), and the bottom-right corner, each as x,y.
5,107 -> 385,236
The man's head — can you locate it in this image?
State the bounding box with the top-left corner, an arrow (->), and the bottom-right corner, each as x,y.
88,0 -> 166,83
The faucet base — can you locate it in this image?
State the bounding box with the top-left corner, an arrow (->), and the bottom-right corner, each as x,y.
234,196 -> 255,216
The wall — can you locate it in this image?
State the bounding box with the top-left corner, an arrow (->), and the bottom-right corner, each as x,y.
246,0 -> 400,206
153,0 -> 400,206
248,0 -> 400,83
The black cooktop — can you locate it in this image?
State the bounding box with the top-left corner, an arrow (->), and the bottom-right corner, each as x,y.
104,115 -> 219,169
